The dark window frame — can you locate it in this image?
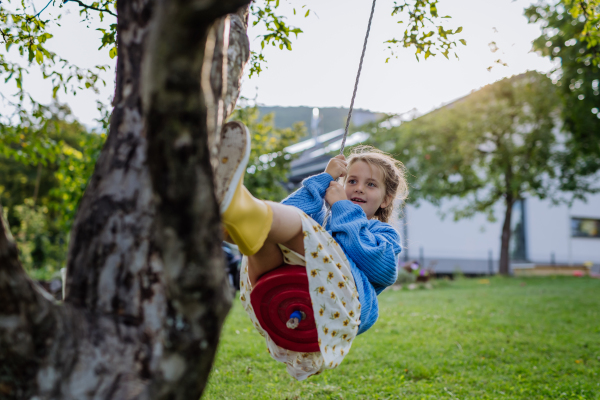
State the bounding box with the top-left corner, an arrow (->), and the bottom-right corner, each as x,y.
571,217 -> 600,238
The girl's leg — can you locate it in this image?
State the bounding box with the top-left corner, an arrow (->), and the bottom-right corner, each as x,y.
216,120 -> 306,284
247,202 -> 305,286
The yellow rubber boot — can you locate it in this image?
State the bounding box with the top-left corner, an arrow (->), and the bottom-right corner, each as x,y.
221,176 -> 273,256
215,121 -> 273,256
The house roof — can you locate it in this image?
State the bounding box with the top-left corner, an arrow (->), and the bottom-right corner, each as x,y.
286,129 -> 370,184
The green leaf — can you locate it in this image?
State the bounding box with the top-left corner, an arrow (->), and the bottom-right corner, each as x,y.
35,50 -> 44,64
459,39 -> 466,46
109,46 -> 118,59
430,5 -> 438,17
456,26 -> 463,34
305,9 -> 310,17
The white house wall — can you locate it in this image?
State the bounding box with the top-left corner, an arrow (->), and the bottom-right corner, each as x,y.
400,201 -> 504,274
526,194 -> 600,265
400,192 -> 600,274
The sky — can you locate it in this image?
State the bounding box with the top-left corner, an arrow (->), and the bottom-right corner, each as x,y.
1,0 -> 555,127
241,0 -> 555,116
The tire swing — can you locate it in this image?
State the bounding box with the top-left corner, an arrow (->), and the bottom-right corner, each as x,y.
250,0 -> 377,353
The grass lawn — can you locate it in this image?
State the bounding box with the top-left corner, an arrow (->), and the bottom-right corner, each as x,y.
204,277 -> 600,399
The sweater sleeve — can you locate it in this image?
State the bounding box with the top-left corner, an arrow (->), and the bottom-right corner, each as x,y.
281,172 -> 333,224
329,200 -> 400,290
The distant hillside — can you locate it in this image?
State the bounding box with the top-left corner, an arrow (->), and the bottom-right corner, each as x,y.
257,106 -> 386,137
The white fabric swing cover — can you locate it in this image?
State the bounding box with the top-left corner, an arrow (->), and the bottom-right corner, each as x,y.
239,208 -> 362,380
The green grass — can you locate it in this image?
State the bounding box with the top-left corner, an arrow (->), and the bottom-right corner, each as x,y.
204,277 -> 600,399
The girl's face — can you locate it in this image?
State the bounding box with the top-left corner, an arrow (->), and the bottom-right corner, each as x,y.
344,160 -> 391,219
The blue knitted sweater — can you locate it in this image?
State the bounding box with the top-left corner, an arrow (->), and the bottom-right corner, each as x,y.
281,172 -> 400,334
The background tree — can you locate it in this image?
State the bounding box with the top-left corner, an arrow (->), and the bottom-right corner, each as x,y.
0,104 -> 106,280
525,1 -> 600,186
0,102 -> 299,281
231,102 -> 305,201
0,0 -> 464,398
370,72 -> 595,275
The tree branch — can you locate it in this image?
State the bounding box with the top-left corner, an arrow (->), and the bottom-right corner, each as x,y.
0,204 -> 59,398
203,7 -> 250,169
0,205 -> 56,316
34,0 -> 54,18
142,0 -> 251,396
193,0 -> 252,20
63,0 -> 117,17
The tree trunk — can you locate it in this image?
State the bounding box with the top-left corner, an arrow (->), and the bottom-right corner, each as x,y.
499,194 -> 514,276
0,0 -> 250,398
32,163 -> 42,206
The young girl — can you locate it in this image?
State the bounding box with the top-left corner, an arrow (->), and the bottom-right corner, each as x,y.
215,121 -> 408,379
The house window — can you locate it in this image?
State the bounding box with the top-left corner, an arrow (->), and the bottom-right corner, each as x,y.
571,217 -> 600,238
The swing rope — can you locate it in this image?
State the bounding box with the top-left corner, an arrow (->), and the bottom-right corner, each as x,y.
340,0 -> 377,156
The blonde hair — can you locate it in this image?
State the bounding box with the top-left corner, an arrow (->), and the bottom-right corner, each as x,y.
342,146 -> 408,223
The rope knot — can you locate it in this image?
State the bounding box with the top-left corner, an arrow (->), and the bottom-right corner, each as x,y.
286,310 -> 305,330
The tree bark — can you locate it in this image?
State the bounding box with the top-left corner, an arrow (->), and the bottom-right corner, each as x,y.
203,7 -> 250,170
0,205 -> 60,399
0,0 -> 251,398
499,193 -> 514,276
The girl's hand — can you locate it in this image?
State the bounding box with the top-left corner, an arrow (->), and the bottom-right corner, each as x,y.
325,155 -> 347,180
325,181 -> 347,206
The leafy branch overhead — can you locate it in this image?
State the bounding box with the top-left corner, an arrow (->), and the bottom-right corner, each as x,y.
525,0 -> 600,171
248,0 -> 308,77
385,0 -> 466,61
526,0 -> 600,66
0,0 -> 466,113
562,0 -> 600,66
0,0 -> 109,109
248,0 -> 466,76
